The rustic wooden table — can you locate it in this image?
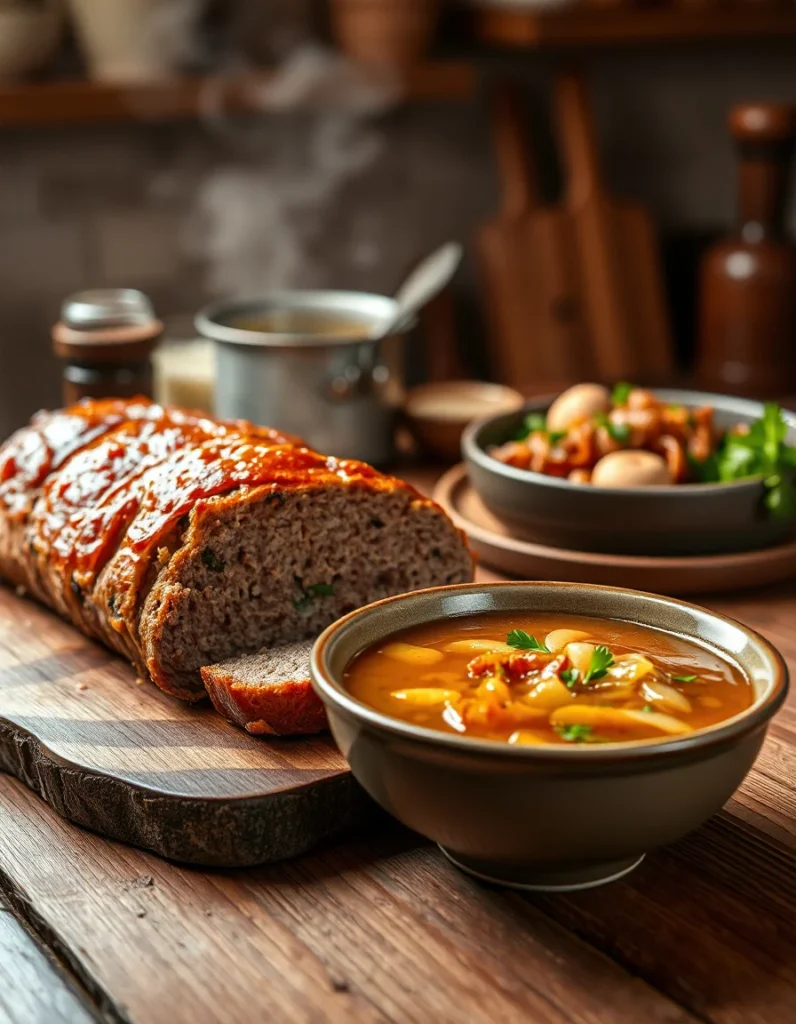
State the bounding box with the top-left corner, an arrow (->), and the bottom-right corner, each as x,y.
1,468 -> 795,1024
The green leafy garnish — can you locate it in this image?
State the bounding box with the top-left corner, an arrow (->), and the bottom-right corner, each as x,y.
612,382 -> 633,406
555,724 -> 593,743
307,582 -> 334,597
549,430 -> 567,444
641,704 -> 654,714
583,645 -> 614,684
515,412 -> 547,440
560,667 -> 579,688
672,674 -> 697,683
690,403 -> 796,521
507,629 -> 551,653
201,549 -> 226,573
594,413 -> 630,444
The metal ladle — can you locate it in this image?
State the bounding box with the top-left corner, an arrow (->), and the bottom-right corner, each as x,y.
371,241 -> 463,340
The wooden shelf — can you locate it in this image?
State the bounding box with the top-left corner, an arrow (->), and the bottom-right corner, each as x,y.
475,7 -> 796,48
0,62 -> 477,128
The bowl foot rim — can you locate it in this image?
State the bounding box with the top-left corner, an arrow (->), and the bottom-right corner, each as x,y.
438,847 -> 645,892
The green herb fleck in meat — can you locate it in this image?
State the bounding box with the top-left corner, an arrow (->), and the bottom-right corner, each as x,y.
294,580 -> 335,613
201,549 -> 226,573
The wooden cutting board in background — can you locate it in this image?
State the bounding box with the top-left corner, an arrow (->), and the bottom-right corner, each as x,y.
554,68 -> 675,381
0,586 -> 372,867
475,81 -> 594,387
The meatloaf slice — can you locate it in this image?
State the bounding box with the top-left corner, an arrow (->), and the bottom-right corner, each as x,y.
135,461 -> 473,699
201,641 -> 325,736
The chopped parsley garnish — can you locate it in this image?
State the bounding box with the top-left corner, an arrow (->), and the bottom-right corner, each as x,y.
612,382 -> 633,406
560,667 -> 579,688
307,582 -> 334,597
515,412 -> 547,440
555,724 -> 593,743
506,629 -> 551,653
672,674 -> 697,683
641,704 -> 654,714
690,403 -> 796,521
201,549 -> 225,573
607,421 -> 631,443
549,430 -> 567,444
595,413 -> 630,444
583,645 -> 614,684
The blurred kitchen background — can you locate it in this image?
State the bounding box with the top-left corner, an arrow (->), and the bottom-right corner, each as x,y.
0,0 -> 795,437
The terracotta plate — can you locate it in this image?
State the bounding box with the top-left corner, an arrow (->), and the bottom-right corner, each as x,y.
434,463 -> 796,595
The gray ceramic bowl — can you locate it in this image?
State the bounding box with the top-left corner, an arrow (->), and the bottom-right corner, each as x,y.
311,582 -> 787,891
462,389 -> 796,556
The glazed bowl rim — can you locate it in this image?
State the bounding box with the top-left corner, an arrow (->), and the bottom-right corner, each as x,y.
462,388 -> 796,498
311,581 -> 788,763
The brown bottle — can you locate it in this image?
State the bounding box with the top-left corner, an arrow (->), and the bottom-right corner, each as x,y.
52,289 -> 162,404
696,103 -> 796,398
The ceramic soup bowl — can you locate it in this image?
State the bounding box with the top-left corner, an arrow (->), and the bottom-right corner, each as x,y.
311,582 -> 787,891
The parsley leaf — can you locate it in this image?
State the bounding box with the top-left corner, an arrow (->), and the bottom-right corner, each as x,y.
583,645 -> 614,684
594,413 -> 630,444
612,382 -> 633,406
560,667 -> 579,688
506,629 -> 551,653
549,430 -> 567,444
555,724 -> 593,743
307,582 -> 334,597
607,421 -> 630,443
641,704 -> 654,713
515,412 -> 547,440
672,674 -> 697,683
708,404 -> 796,521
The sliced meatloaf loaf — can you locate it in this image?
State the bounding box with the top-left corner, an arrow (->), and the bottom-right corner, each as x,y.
0,398 -> 474,703
201,641 -> 325,736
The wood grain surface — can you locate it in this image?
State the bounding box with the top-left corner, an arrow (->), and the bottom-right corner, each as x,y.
2,468 -> 796,1022
0,586 -> 370,867
0,902 -> 97,1024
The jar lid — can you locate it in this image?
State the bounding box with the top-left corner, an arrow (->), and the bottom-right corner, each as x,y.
62,289 -> 156,330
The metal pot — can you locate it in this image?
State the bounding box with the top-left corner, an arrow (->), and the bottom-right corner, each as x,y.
195,291 -> 409,465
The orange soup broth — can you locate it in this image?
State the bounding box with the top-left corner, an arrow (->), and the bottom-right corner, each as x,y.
344,613 -> 754,746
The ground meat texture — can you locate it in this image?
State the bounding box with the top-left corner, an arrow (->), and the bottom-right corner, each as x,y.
0,398 -> 474,706
201,641 -> 325,736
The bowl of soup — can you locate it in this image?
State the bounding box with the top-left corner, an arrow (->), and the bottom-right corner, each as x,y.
311,582 -> 787,891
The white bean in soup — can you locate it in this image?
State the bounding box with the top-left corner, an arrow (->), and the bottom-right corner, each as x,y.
546,383 -> 611,433
591,449 -> 672,488
344,612 -> 754,746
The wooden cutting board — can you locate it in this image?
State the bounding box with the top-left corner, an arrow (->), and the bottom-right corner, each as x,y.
554,68 -> 674,381
0,585 -> 373,867
476,81 -> 593,387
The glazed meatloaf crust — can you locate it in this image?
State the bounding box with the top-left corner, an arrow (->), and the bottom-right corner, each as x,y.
0,397 -> 474,702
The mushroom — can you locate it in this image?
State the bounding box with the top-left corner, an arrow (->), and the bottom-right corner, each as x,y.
546,383 -> 611,433
591,450 -> 673,488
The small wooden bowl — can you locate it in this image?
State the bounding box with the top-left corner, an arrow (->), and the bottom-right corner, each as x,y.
404,381 -> 524,463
